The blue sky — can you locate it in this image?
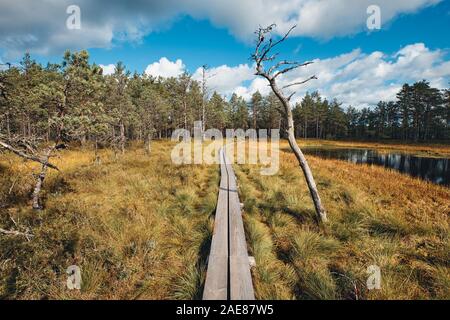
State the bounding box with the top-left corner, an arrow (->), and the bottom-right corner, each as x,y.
94,2 -> 450,74
1,0 -> 449,107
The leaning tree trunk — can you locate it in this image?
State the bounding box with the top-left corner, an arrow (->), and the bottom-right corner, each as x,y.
32,163 -> 49,210
286,115 -> 327,223
32,146 -> 54,210
270,80 -> 328,223
252,24 -> 326,222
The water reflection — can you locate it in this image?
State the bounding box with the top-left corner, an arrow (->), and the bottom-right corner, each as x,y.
302,148 -> 450,186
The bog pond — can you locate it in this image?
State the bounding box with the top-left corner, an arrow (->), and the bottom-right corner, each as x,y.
302,147 -> 450,186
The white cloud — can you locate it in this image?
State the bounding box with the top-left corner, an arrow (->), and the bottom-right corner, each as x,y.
0,0 -> 442,57
144,57 -> 185,78
184,0 -> 441,40
204,43 -> 450,108
100,63 -> 116,75
192,64 -> 255,97
286,0 -> 441,38
232,78 -> 272,100
279,43 -> 450,107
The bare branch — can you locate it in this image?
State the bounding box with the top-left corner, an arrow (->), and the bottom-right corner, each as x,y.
287,92 -> 297,101
254,24 -> 276,59
0,227 -> 34,241
262,53 -> 280,62
265,25 -> 296,55
268,60 -> 299,74
0,140 -> 59,171
273,61 -> 314,78
255,25 -> 297,65
282,76 -> 318,89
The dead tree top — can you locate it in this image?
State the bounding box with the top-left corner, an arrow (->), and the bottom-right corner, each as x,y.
251,24 -> 317,101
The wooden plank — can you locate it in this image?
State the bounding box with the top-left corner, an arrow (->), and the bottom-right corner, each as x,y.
203,149 -> 229,300
203,147 -> 255,300
224,151 -> 255,300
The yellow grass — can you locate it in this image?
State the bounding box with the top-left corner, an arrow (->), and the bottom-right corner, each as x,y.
236,140 -> 449,299
235,143 -> 450,299
0,141 -> 218,299
1,139 -> 449,300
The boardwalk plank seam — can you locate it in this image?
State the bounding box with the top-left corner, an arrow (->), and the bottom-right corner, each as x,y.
203,147 -> 255,300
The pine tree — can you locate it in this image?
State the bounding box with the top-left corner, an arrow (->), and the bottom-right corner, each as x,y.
250,91 -> 263,130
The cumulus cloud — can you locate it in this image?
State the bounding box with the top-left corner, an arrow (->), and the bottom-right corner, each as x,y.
145,57 -> 185,78
283,0 -> 442,38
0,0 -> 176,58
132,43 -> 449,107
220,43 -> 450,107
192,64 -> 255,97
0,0 -> 442,57
100,64 -> 116,75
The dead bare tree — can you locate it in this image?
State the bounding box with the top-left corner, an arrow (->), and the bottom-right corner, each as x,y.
0,134 -> 63,210
199,65 -> 216,136
0,72 -> 66,210
252,24 -> 327,224
201,65 -> 208,133
29,77 -> 70,209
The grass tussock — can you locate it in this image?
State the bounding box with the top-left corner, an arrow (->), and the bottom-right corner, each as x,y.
0,141 -> 219,299
236,140 -> 449,300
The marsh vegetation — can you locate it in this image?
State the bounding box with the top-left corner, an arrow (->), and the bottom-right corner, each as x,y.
237,140 -> 449,299
0,141 -> 218,299
1,140 -> 448,299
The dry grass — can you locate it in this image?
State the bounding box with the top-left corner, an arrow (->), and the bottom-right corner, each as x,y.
1,139 -> 448,300
0,141 -> 219,299
236,140 -> 449,300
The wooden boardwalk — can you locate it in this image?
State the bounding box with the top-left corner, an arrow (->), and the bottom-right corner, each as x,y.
203,148 -> 255,300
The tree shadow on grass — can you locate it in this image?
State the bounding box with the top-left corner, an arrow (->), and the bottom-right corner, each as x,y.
257,202 -> 317,225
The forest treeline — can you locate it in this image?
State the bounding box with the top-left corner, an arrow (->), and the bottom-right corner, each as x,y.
1,51 -> 449,148
306,83 -> 450,141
